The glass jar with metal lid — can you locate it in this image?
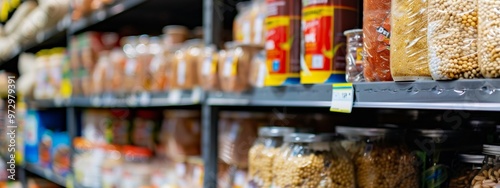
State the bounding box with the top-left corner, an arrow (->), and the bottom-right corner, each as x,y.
471,145 -> 500,187
449,153 -> 484,188
336,126 -> 418,188
248,126 -> 295,188
272,133 -> 355,188
409,129 -> 481,188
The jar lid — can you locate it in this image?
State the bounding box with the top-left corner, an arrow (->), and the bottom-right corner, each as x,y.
458,153 -> 484,164
413,129 -> 462,138
483,144 -> 500,155
258,126 -> 294,137
343,29 -> 363,36
335,126 -> 399,137
284,133 -> 316,143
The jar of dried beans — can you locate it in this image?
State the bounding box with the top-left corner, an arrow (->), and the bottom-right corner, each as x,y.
248,126 -> 294,188
471,145 -> 500,188
273,133 -> 356,188
478,0 -> 500,78
428,0 -> 480,79
449,153 -> 483,188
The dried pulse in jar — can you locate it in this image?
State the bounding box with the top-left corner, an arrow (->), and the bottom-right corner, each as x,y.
478,0 -> 500,78
363,0 -> 393,81
390,0 -> 431,81
301,0 -> 359,84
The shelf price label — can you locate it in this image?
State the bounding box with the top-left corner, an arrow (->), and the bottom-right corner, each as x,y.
330,83 -> 354,113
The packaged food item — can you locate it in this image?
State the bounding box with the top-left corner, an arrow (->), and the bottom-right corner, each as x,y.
163,110 -> 201,160
253,0 -> 266,46
219,112 -> 265,168
264,0 -> 301,86
122,36 -> 139,94
134,35 -> 154,92
273,133 -> 356,188
148,36 -> 166,93
449,153 -> 483,188
344,29 -> 364,82
100,144 -> 123,188
24,110 -> 41,164
218,165 -> 248,188
234,2 -> 252,44
171,39 -> 202,90
186,158 -> 205,188
109,109 -> 131,145
336,126 -> 418,188
478,0 -> 500,78
92,51 -> 110,95
120,146 -> 153,188
163,25 -> 189,49
34,50 -> 50,99
73,138 -> 101,188
471,145 -> 500,187
131,110 -> 159,150
390,0 -> 431,81
428,0 -> 480,79
363,0 -> 393,81
197,45 -> 219,91
248,126 -> 294,187
39,130 -> 52,168
51,132 -> 70,176
219,43 -> 259,93
249,50 -> 267,87
301,0 -> 359,84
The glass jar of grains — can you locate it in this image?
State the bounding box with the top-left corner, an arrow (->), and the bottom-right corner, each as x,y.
471,145 -> 500,188
449,153 -> 483,188
248,126 -> 295,188
273,133 -> 356,188
336,126 -> 419,188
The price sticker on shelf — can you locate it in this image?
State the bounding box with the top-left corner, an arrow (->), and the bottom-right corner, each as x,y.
330,83 -> 354,113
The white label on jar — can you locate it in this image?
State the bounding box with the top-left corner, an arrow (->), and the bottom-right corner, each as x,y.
243,21 -> 251,44
312,54 -> 324,69
202,57 -> 212,76
254,16 -> 264,44
125,59 -> 137,76
255,63 -> 266,87
223,56 -> 234,77
177,60 -> 186,85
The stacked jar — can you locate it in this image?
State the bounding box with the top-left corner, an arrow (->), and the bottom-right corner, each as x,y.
471,145 -> 500,187
248,126 -> 295,187
336,126 -> 419,188
428,0 -> 480,79
273,133 -> 356,188
449,153 -> 483,188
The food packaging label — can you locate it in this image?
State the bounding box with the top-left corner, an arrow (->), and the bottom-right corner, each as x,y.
177,60 -> 186,85
301,0 -> 358,84
243,21 -> 252,44
223,55 -> 237,77
264,0 -> 301,86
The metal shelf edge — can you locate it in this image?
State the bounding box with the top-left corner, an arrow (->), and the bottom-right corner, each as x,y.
23,163 -> 66,187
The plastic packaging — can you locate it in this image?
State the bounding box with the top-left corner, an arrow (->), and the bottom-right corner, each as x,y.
273,133 -> 356,188
363,0 -> 393,81
449,154 -> 483,188
218,43 -> 259,93
265,0 -> 301,86
233,2 -> 252,44
428,0 -> 480,79
390,0 -> 431,81
301,0 -> 359,84
92,51 -> 110,95
163,25 -> 189,49
248,126 -> 294,188
219,112 -> 266,168
131,110 -> 158,150
120,146 -> 153,188
73,138 -> 101,188
336,126 -> 418,188
135,35 -> 154,92
171,39 -> 202,90
478,0 -> 500,78
344,29 -> 364,82
471,145 -> 500,187
163,110 -> 201,160
197,45 -> 219,91
100,144 -> 123,188
249,50 -> 267,87
122,36 -> 139,93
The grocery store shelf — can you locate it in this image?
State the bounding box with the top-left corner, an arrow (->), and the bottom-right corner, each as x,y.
69,0 -> 148,34
0,15 -> 70,65
208,79 -> 500,111
26,89 -> 203,108
24,163 -> 66,187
